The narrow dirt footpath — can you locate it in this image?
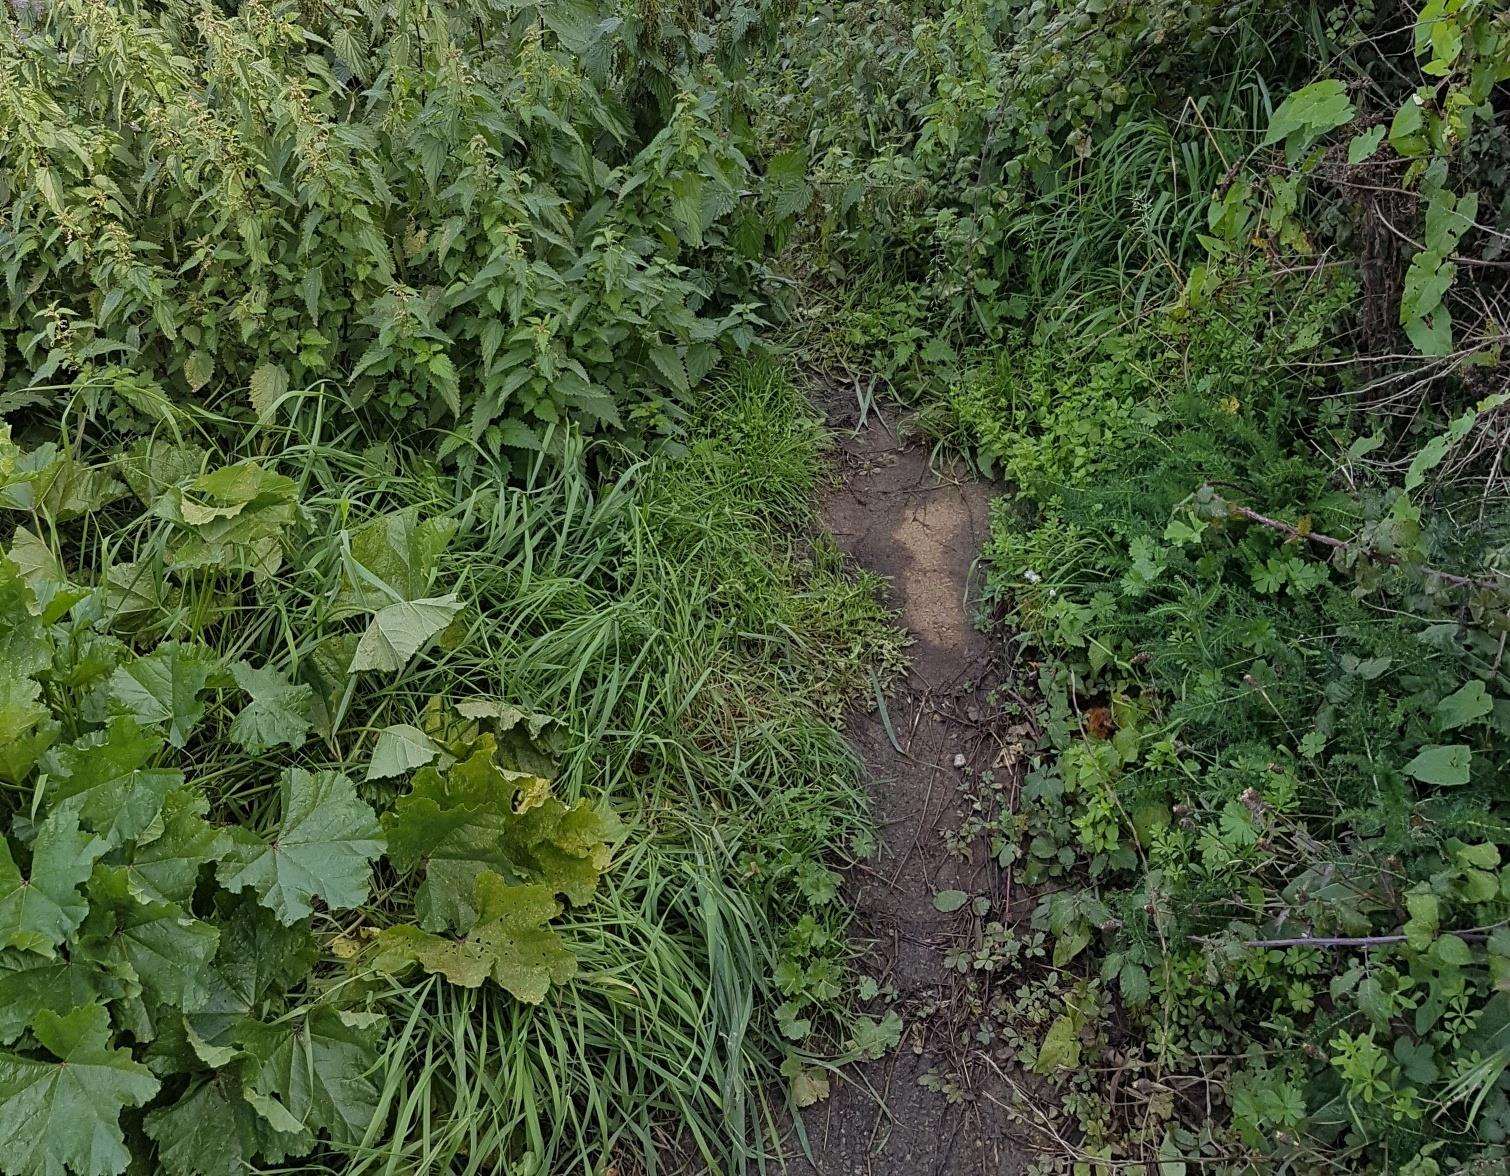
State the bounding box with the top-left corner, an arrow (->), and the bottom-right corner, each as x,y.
794,384 -> 1027,1175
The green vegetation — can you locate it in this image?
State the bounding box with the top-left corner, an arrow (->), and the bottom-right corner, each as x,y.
2,0 -> 1508,1172
750,0 -> 1510,1170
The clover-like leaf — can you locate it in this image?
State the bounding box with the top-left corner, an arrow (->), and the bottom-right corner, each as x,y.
216,769 -> 384,925
228,661 -> 312,753
0,1003 -> 160,1176
0,807 -> 107,957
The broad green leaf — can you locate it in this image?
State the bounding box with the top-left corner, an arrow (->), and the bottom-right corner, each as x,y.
228,661 -> 312,753
0,955 -> 103,1046
1403,744 -> 1472,787
183,351 -> 214,393
1346,125 -> 1385,164
1262,80 -> 1354,157
932,889 -> 968,913
249,363 -> 289,421
241,1007 -> 381,1145
8,527 -> 84,624
40,719 -> 182,846
217,769 -> 384,925
370,877 -> 576,1002
382,738 -> 619,931
123,788 -> 230,906
0,807 -> 106,957
1034,1012 -> 1082,1073
365,723 -> 440,781
0,1004 -> 159,1176
145,1071 -> 311,1175
333,508 -> 457,617
156,462 -> 297,578
79,869 -> 219,1012
189,895 -> 317,1042
1436,680 -> 1494,731
100,643 -> 218,748
118,441 -> 206,508
349,596 -> 463,674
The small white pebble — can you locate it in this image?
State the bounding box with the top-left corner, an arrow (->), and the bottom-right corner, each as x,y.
952,753 -> 966,769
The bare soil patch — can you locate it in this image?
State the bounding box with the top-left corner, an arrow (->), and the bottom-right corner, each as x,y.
789,383 -> 1032,1175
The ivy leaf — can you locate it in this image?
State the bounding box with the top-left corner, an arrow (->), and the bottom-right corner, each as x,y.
101,643 -> 219,749
0,1003 -> 160,1176
241,1007 -> 381,1145
349,596 -> 463,674
365,723 -> 441,781
0,807 -> 107,957
228,661 -> 312,753
1435,680 -> 1494,731
370,876 -> 576,1002
1403,744 -> 1472,787
216,769 -> 384,925
40,718 -> 182,847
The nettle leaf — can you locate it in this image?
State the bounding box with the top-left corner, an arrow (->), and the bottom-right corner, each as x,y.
0,1003 -> 159,1176
382,738 -> 619,932
241,1007 -> 382,1146
1403,743 -> 1472,787
334,508 -> 457,617
78,868 -> 219,1013
371,877 -> 576,1002
40,718 -> 182,847
0,807 -> 107,957
228,661 -> 312,753
365,723 -> 441,781
100,642 -> 219,749
349,596 -> 463,674
217,769 -> 384,925
248,363 -> 289,421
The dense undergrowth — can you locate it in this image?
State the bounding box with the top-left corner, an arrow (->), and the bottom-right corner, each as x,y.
3,0 -> 1509,1172
750,0 -> 1510,1172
